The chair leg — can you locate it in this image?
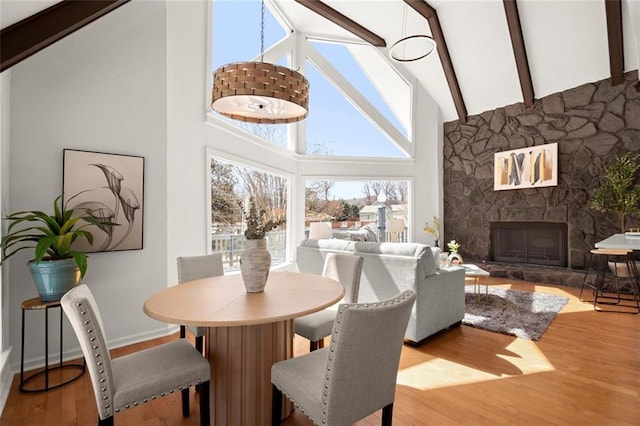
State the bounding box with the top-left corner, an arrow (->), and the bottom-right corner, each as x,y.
309,338 -> 326,352
194,336 -> 205,393
195,335 -> 204,354
272,385 -> 283,426
628,257 -> 640,312
199,381 -> 210,426
579,253 -> 595,301
382,403 -> 393,426
99,416 -> 114,426
182,387 -> 190,417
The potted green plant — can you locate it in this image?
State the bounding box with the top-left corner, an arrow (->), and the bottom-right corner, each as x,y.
591,153 -> 640,232
1,195 -> 105,301
239,196 -> 285,293
447,240 -> 463,265
591,153 -> 640,277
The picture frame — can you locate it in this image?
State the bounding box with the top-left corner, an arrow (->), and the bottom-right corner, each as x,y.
63,149 -> 144,252
494,143 -> 558,191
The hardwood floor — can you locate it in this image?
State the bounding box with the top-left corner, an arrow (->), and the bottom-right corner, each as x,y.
1,277 -> 638,425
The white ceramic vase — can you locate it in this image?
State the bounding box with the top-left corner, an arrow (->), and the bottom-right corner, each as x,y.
607,260 -> 640,278
438,252 -> 450,268
240,239 -> 271,293
448,252 -> 463,265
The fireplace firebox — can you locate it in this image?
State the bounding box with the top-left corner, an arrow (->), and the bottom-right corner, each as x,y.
490,222 -> 568,267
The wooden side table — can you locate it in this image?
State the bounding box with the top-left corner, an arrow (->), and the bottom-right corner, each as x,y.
20,297 -> 85,392
461,264 -> 491,303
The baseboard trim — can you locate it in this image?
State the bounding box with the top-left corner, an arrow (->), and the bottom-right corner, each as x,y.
0,347 -> 14,417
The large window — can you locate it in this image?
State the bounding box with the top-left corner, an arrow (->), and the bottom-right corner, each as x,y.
309,40 -> 408,138
304,61 -> 407,158
211,2 -> 414,158
209,2 -> 418,249
210,156 -> 289,272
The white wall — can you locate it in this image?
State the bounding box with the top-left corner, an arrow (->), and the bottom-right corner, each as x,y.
413,85 -> 444,245
0,68 -> 12,414
6,0 -> 170,373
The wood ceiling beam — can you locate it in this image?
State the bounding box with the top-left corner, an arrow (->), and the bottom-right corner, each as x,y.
294,0 -> 386,47
404,0 -> 467,123
1,0 -> 130,73
503,0 -> 534,107
604,0 -> 624,86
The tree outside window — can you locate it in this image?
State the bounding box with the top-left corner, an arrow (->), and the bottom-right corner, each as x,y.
210,157 -> 288,271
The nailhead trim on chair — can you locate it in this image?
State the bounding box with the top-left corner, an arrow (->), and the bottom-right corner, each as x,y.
112,379 -> 204,414
76,302 -> 205,417
274,292 -> 414,425
275,388 -> 313,423
320,292 -> 412,425
76,302 -> 114,418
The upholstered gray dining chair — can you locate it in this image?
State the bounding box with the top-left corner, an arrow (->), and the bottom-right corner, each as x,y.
272,290 -> 416,426
61,285 -> 210,426
295,252 -> 363,351
177,253 -> 224,354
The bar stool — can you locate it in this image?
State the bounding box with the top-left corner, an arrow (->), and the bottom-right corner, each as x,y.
580,248 -> 640,314
20,297 -> 86,392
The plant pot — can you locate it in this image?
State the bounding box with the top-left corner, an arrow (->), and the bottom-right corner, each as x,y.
607,261 -> 640,278
27,258 -> 83,302
448,252 -> 463,265
438,252 -> 450,268
240,239 -> 271,293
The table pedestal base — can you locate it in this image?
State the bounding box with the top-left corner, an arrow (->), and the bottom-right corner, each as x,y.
207,319 -> 294,425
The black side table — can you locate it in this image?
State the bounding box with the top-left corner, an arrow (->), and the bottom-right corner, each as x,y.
20,297 -> 85,392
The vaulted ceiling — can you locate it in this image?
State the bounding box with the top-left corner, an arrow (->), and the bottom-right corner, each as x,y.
272,0 -> 640,123
2,0 -> 640,125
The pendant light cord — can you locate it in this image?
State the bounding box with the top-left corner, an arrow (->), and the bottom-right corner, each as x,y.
260,0 -> 265,62
400,4 -> 407,61
389,2 -> 436,62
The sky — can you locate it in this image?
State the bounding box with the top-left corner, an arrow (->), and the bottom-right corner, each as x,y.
211,1 -> 410,200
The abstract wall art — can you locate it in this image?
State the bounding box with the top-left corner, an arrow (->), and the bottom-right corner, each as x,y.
494,143 -> 558,191
63,149 -> 144,252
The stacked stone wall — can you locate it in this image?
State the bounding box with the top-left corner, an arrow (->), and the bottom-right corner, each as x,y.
443,70 -> 640,276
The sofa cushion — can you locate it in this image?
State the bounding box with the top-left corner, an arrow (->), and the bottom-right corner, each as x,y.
300,239 -> 356,252
353,242 -> 426,257
301,239 -> 437,276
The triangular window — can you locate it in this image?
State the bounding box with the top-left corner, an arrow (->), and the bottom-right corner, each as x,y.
310,41 -> 409,139
304,60 -> 407,158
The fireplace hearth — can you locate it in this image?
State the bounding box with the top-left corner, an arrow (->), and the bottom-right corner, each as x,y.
490,222 -> 568,267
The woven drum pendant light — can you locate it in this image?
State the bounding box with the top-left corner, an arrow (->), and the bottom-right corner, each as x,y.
211,1 -> 309,124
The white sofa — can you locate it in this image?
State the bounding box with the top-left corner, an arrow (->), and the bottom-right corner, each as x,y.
296,239 -> 465,343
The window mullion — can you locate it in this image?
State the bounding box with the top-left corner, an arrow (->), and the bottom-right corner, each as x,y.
306,44 -> 413,157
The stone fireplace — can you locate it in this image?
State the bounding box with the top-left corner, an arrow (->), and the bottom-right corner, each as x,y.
490,222 -> 568,267
442,71 -> 640,286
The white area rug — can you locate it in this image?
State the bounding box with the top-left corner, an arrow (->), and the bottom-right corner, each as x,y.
463,286 -> 569,341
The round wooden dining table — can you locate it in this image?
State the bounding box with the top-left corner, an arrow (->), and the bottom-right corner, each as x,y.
143,271 -> 344,426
